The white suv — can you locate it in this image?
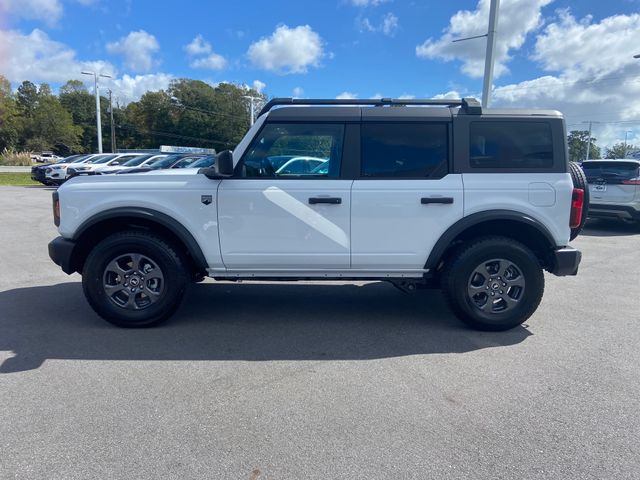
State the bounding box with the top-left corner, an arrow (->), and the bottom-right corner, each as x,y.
48,97 -> 584,331
582,159 -> 640,224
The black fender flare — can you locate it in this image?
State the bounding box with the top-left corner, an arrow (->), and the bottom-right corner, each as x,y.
73,207 -> 208,271
425,210 -> 557,270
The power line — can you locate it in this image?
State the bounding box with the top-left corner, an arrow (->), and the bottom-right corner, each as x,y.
115,123 -> 235,148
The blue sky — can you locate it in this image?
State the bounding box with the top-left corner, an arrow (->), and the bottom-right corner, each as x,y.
1,0 -> 640,147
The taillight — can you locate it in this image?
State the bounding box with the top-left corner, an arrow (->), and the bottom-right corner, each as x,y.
622,178 -> 640,185
52,192 -> 60,226
570,188 -> 584,229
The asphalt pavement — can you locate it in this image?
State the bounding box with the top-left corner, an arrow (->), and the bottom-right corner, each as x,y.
1,186 -> 639,479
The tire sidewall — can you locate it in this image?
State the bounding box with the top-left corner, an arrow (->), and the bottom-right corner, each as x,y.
449,242 -> 543,329
83,235 -> 186,327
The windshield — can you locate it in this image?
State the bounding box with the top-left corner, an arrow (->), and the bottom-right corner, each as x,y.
71,155 -> 91,163
189,156 -> 216,168
147,155 -> 182,169
122,155 -> 156,166
89,154 -> 118,164
171,156 -> 205,168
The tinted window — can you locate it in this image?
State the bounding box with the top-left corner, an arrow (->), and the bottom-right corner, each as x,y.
240,123 -> 344,178
582,161 -> 640,182
361,123 -> 448,178
469,122 -> 553,169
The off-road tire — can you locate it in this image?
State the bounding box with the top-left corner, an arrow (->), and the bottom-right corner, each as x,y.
441,236 -> 544,331
82,230 -> 188,327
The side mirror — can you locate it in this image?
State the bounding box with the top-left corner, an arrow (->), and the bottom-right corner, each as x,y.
200,150 -> 234,179
111,161 -> 120,166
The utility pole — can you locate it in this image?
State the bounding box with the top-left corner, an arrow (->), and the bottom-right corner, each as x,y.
243,95 -> 260,126
108,89 -> 116,153
624,130 -> 632,158
82,71 -> 112,153
582,121 -> 600,161
451,0 -> 500,108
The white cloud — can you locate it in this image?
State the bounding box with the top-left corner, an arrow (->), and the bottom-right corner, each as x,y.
190,53 -> 226,70
491,10 -> 640,149
252,80 -> 266,93
336,91 -> 357,99
0,28 -> 115,84
292,87 -> 304,98
248,25 -> 325,74
0,0 -> 63,26
184,34 -> 212,56
357,12 -> 398,36
349,0 -> 389,6
106,30 -> 160,73
184,34 -> 227,70
0,28 -> 172,105
106,73 -> 175,105
416,0 -> 553,78
398,94 -> 415,99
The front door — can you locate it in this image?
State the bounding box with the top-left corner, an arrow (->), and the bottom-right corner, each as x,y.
218,122 -> 352,270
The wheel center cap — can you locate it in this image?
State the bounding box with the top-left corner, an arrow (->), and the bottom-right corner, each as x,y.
130,277 -> 140,287
492,282 -> 500,290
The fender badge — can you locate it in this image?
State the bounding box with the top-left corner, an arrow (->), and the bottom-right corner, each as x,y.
201,195 -> 213,205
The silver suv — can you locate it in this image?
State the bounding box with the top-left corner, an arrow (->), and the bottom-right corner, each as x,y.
583,160 -> 640,224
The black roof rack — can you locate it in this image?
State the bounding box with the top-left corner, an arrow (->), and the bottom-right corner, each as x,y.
257,97 -> 482,117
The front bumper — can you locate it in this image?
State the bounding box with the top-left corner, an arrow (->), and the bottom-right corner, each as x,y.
549,246 -> 582,276
48,237 -> 77,274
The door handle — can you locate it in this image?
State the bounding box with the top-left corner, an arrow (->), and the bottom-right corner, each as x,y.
421,197 -> 454,205
309,197 -> 342,205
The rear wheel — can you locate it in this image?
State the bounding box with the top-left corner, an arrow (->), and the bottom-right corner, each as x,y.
82,231 -> 188,327
569,161 -> 589,240
441,236 -> 544,331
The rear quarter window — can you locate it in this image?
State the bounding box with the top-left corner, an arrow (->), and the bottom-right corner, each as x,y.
469,121 -> 553,169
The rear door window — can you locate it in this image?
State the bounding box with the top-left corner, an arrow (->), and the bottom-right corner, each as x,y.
361,123 -> 448,178
469,122 -> 553,169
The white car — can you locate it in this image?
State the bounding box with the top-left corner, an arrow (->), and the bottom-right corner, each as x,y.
94,154 -> 169,174
68,153 -> 152,177
275,156 -> 327,175
45,154 -> 101,184
49,97 -> 584,331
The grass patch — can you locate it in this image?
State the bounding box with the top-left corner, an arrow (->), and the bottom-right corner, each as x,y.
0,173 -> 40,186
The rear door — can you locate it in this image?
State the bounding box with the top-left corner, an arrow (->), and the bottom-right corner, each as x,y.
583,161 -> 640,204
351,111 -> 463,271
218,122 -> 352,270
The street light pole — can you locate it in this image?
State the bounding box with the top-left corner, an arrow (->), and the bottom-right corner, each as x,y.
482,0 -> 500,108
108,89 -> 116,153
81,71 -> 111,153
624,130 -> 632,158
451,0 -> 500,108
243,95 -> 260,126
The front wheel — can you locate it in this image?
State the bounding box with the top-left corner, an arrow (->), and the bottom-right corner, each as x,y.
441,236 -> 544,331
82,231 -> 188,327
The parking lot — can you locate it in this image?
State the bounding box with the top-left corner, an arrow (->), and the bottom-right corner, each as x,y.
1,185 -> 639,479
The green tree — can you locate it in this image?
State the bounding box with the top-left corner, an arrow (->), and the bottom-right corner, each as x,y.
59,80 -> 99,152
0,76 -> 19,150
24,94 -> 82,154
567,130 -> 601,162
605,142 -> 637,159
16,81 -> 39,118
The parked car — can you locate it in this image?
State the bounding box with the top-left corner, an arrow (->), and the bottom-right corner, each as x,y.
95,154 -> 169,174
36,151 -> 61,163
31,154 -> 85,185
44,154 -> 101,185
115,154 -> 190,174
49,97 -> 584,331
583,159 -> 640,224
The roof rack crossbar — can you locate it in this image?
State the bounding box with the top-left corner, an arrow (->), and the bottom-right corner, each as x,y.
257,97 -> 482,117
